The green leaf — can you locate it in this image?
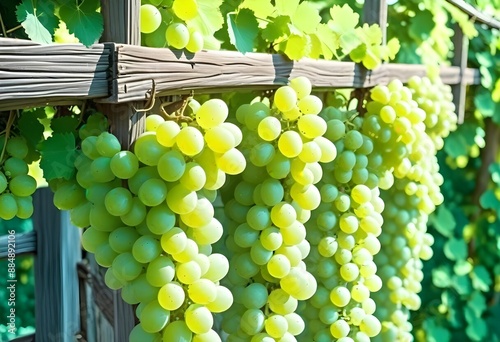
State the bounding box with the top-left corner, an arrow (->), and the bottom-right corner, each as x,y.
275,0 -> 299,17
466,319 -> 488,341
451,274 -> 472,295
239,0 -> 275,19
424,318 -> 452,342
479,190 -> 500,211
489,163 -> 500,185
454,260 -> 473,276
467,291 -> 487,316
444,238 -> 468,261
16,0 -> 58,44
284,33 -> 310,60
186,0 -> 224,37
474,89 -> 495,117
39,133 -> 78,181
339,31 -> 362,55
291,2 -> 321,34
50,116 -> 80,136
58,0 -> 103,47
313,23 -> 339,60
261,15 -> 290,42
444,133 -> 469,158
471,265 -> 492,292
409,10 -> 435,42
227,9 -> 259,53
430,205 -> 456,237
18,109 -> 45,148
432,265 -> 452,288
328,4 -> 359,34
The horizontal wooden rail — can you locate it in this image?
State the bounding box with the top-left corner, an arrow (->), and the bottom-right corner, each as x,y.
0,38 -> 111,111
104,44 -> 481,103
445,0 -> 500,30
0,231 -> 36,259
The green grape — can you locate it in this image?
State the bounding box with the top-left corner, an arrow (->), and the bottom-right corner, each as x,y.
120,197 -> 147,226
314,136 -> 337,163
267,254 -> 291,279
109,226 -> 140,253
257,116 -> 282,141
166,22 -> 190,49
145,114 -> 164,132
186,30 -> 204,53
370,85 -> 390,104
196,99 -> 228,129
146,202 -> 176,235
8,174 -> 36,197
205,285 -> 233,313
171,239 -> 199,263
205,126 -> 235,153
266,152 -> 291,179
166,184 -> 197,214
134,132 -> 168,166
298,95 -> 323,115
297,114 -> 327,139
6,136 -> 28,159
250,143 -> 275,167
140,300 -> 170,333
278,131 -> 302,158
161,227 -> 188,255
90,157 -> 115,183
96,132 -> 121,158
156,120 -> 181,147
132,235 -> 161,263
203,253 -> 229,282
112,252 -> 143,281
104,187 -> 133,216
330,319 -> 350,338
240,309 -> 266,335
104,267 -> 125,291
359,315 -> 381,337
265,314 -> 288,339
140,4 -> 162,34
176,126 -> 204,156
176,260 -> 202,284
128,166 -> 160,195
129,324 -> 162,342
271,202 -> 296,228
172,0 -> 198,20
15,195 -> 34,219
162,320 -> 192,341
81,227 -> 109,254
147,255 -> 176,287
138,178 -> 167,206
189,218 -> 223,245
220,122 -> 243,146
340,263 -> 360,282
185,304 -> 214,334
215,148 -> 246,175
158,281 -> 185,310
193,329 -> 221,342
179,162 -> 206,191
3,158 -> 28,178
53,181 -> 86,210
274,86 -> 297,112
188,278 -> 217,304
94,243 -> 119,267
289,76 -> 312,99
110,151 -> 139,179
298,141 -> 322,163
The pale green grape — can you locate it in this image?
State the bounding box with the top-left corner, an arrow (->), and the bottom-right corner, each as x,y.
132,235 -> 161,263
205,126 -> 235,153
166,23 -> 190,49
193,329 -> 221,342
138,178 -> 167,206
215,148 -> 246,175
205,285 -> 233,312
289,76 -> 312,99
104,187 -> 133,216
112,252 -> 143,281
203,253 -> 229,282
156,120 -> 181,147
189,218 -> 223,245
81,136 -> 100,160
297,114 -> 327,139
271,202 -> 296,228
314,136 -> 337,163
185,304 -> 213,334
158,281 -> 185,310
172,0 -> 198,20
177,260 -> 202,284
340,263 -> 360,282
220,122 -> 243,146
359,315 -> 381,337
285,312 -> 305,335
166,184 -> 197,214
157,149 -> 186,182
140,300 -> 170,333
90,157 -> 115,183
110,151 -> 139,179
330,319 -> 350,339
53,181 -> 86,210
134,132 -> 167,166
267,254 -> 291,279
289,183 -> 321,210
96,132 -> 121,158
196,99 -> 229,129
120,197 -> 147,226
265,314 -> 288,339
240,309 -> 265,335
161,227 -> 188,254
129,324 -> 161,342
176,126 -> 204,156
274,86 -> 297,112
81,227 -> 109,253
179,162 -> 206,191
109,226 -> 140,253
298,95 -> 322,115
329,286 -> 350,307
140,4 -> 162,34
298,141 -> 322,163
181,197 -> 214,228
146,202 -> 176,234
147,255 -> 176,287
257,116 -> 282,141
104,267 -> 125,290
162,320 -> 192,341
278,130 -> 302,158
186,30 -> 204,53
172,239 -> 199,263
188,278 -> 217,304
94,243 -> 118,267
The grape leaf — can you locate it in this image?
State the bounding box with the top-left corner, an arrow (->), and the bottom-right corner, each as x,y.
423,318 -> 452,342
186,0 -> 224,37
430,205 -> 456,237
467,291 -> 487,316
479,190 -> 500,211
58,0 -> 103,47
489,163 -> 500,185
261,15 -> 290,42
291,2 -> 321,34
239,0 -> 275,19
471,266 -> 491,292
444,238 -> 467,261
16,0 -> 58,44
284,34 -> 310,60
328,4 -> 359,34
454,260 -> 473,276
39,133 -> 78,181
275,0 -> 299,17
474,89 -> 495,117
466,319 -> 487,341
432,265 -> 452,288
313,23 -> 339,60
18,110 -> 45,148
451,274 -> 472,295
227,9 -> 259,53
51,116 -> 80,136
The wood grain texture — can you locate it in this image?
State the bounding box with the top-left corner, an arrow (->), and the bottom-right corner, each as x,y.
109,44 -> 481,102
452,24 -> 469,124
0,38 -> 110,110
0,231 -> 36,259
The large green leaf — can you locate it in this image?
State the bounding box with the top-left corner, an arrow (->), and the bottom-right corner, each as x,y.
39,133 -> 78,181
58,0 -> 103,47
16,0 -> 58,44
227,9 -> 259,53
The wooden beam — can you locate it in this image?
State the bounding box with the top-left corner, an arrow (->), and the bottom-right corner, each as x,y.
33,188 -> 82,341
445,0 -> 500,30
103,44 -> 480,102
0,231 -> 36,259
451,24 -> 469,124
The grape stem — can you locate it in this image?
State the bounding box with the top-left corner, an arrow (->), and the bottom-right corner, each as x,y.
159,92 -> 194,123
0,110 -> 16,163
134,79 -> 157,113
0,12 -> 7,38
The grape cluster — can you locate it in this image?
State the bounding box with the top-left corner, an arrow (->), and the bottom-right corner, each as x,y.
140,0 -> 212,52
217,78 -> 338,341
0,134 -> 37,220
296,107 -> 384,341
52,101 -> 245,341
360,78 -> 457,342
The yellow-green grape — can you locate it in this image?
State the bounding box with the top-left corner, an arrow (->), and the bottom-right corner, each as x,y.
186,30 -> 204,53
129,324 -> 161,342
0,193 -> 17,220
274,86 -> 297,112
172,0 -> 198,21
134,132 -> 168,166
140,300 -> 170,333
6,136 -> 28,159
205,126 -> 235,153
145,114 -> 164,132
9,174 -> 37,197
278,130 -> 302,158
298,95 -> 323,115
215,148 -> 246,175
176,126 -> 204,156
140,4 -> 162,34
166,22 -> 190,49
265,314 -> 288,339
104,186 -> 133,216
0,171 -> 7,193
147,255 -> 176,287
188,278 -> 217,304
196,99 -> 229,129
330,319 -> 350,339
177,260 -> 202,284
112,252 -> 143,282
110,151 -> 139,179
180,162 -> 207,191
166,184 -> 197,214
162,320 -> 192,341
205,285 -> 233,313
370,85 -> 391,104
297,114 -> 327,139
185,304 -> 214,334
193,329 -> 222,342
132,235 -> 161,263
257,116 -> 282,141
289,76 -> 312,99
156,120 -> 181,147
157,150 -> 186,182
96,132 -> 121,158
158,281 -> 185,310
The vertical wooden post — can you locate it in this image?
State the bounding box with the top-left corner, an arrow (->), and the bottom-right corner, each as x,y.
33,188 -> 82,341
98,0 -> 142,340
363,0 -> 388,45
452,24 -> 469,124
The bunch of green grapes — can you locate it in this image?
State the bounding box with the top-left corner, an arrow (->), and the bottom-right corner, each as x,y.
360,78 -> 456,342
296,107 -> 383,341
140,0 -> 215,53
0,134 -> 37,221
218,77 -> 338,340
52,101 -> 245,340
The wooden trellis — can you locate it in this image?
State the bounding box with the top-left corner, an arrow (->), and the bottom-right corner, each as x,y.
0,0 -> 499,341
